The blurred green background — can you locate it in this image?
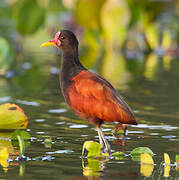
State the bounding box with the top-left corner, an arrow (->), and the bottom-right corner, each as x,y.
1,0 -> 179,84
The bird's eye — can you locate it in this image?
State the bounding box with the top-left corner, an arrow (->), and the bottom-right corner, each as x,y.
60,36 -> 65,40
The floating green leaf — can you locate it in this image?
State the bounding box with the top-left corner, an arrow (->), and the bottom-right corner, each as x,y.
111,152 -> 125,160
44,137 -> 52,148
19,161 -> 25,176
0,103 -> 28,129
11,130 -> 31,155
131,147 -> 154,156
131,147 -> 154,161
164,153 -> 170,165
140,153 -> 154,176
17,135 -> 25,156
140,153 -> 154,165
82,141 -> 101,157
163,154 -> 171,178
82,158 -> 102,177
0,148 -> 9,169
175,155 -> 179,162
11,130 -> 31,140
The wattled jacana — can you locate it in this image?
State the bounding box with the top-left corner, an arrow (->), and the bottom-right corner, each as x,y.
41,30 -> 137,154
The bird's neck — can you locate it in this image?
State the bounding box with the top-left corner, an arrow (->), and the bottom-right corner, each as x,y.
61,47 -> 85,76
60,47 -> 85,93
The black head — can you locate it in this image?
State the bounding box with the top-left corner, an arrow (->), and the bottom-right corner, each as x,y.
59,30 -> 78,49
40,30 -> 79,52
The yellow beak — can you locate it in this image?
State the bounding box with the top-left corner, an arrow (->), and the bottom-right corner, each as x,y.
40,41 -> 56,47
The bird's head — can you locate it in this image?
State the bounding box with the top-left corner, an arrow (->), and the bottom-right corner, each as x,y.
40,30 -> 78,50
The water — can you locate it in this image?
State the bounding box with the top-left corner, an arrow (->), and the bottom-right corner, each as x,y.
0,55 -> 179,180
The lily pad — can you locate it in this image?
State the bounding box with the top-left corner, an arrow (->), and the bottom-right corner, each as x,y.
0,103 -> 28,129
131,147 -> 154,161
17,135 -> 25,156
140,153 -> 154,165
82,158 -> 102,177
11,130 -> 31,155
11,130 -> 31,140
82,141 -> 101,157
175,155 -> 179,162
140,153 -> 154,177
164,153 -> 170,165
131,147 -> 154,156
44,137 -> 52,148
0,148 -> 9,169
111,151 -> 125,160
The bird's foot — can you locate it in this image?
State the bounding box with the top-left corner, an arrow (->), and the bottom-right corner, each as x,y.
113,123 -> 127,136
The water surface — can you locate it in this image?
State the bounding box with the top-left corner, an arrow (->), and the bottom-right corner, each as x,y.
0,55 -> 179,180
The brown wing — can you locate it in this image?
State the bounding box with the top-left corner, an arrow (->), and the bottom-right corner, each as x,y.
67,71 -> 137,125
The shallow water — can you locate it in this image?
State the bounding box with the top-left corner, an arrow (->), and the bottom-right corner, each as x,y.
0,55 -> 179,180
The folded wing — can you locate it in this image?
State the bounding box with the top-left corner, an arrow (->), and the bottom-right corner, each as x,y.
67,71 -> 137,125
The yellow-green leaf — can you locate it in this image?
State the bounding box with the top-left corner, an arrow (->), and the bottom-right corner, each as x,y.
11,130 -> 30,156
0,148 -> 9,168
111,151 -> 125,160
0,103 -> 28,129
11,130 -> 31,140
82,158 -> 103,177
131,147 -> 154,156
164,153 -> 170,165
140,163 -> 154,177
0,148 -> 8,160
131,147 -> 154,161
82,141 -> 101,157
17,135 -> 25,156
44,137 -> 52,148
19,162 -> 25,176
175,155 -> 179,162
164,165 -> 170,177
140,153 -> 154,165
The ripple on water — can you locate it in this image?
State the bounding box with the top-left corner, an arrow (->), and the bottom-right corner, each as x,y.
35,119 -> 46,122
46,150 -> 73,155
0,96 -> 11,102
102,128 -> 111,132
150,133 -> 159,135
32,156 -> 55,161
16,99 -> 40,106
36,132 -> 45,135
128,131 -> 144,134
162,135 -> 176,139
137,124 -> 178,131
56,122 -> 65,125
69,124 -> 88,128
48,109 -> 67,113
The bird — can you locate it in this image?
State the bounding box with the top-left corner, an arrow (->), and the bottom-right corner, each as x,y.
40,30 -> 137,155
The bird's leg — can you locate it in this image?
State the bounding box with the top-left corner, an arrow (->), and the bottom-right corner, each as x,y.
97,127 -> 104,149
97,126 -> 111,155
113,123 -> 128,136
